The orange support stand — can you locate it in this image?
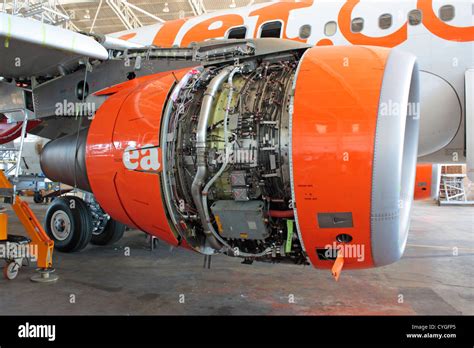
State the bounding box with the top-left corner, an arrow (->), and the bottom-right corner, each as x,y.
12,198 -> 54,269
0,170 -> 54,271
0,211 -> 7,241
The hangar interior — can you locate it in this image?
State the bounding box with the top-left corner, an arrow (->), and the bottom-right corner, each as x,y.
0,0 -> 472,316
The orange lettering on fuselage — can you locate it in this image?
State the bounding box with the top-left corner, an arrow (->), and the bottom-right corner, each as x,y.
249,0 -> 314,42
150,0 -> 473,49
152,18 -> 188,47
181,14 -> 245,47
418,0 -> 474,42
338,0 -> 407,47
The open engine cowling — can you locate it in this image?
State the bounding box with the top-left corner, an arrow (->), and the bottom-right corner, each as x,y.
41,44 -> 419,270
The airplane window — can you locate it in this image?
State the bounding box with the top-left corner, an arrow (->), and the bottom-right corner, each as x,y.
324,21 -> 337,36
228,27 -> 247,39
299,24 -> 312,39
408,9 -> 423,25
260,21 -> 282,38
439,5 -> 455,22
379,13 -> 392,29
351,17 -> 364,33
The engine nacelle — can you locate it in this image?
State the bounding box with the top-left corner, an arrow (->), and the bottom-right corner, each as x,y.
41,44 -> 419,269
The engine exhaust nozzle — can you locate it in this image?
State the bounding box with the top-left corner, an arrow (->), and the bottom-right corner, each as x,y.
40,129 -> 91,192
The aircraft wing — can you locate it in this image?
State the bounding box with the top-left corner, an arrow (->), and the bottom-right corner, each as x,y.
0,12 -> 109,79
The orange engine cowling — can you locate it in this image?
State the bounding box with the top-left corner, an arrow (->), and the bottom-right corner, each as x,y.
291,46 -> 419,269
85,71 -> 193,247
41,44 -> 420,270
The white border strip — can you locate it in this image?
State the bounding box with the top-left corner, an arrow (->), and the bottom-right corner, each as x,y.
288,48 -> 312,263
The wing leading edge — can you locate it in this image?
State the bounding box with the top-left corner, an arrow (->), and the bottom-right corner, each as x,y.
0,13 -> 109,79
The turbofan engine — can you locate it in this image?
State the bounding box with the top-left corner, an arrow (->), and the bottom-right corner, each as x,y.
41,42 -> 420,270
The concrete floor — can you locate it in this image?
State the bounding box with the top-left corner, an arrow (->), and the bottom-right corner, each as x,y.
0,198 -> 472,315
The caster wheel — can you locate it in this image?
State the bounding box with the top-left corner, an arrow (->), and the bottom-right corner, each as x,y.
3,262 -> 20,280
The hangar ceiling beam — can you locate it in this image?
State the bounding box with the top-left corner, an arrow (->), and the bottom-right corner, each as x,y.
89,0 -> 102,32
105,0 -> 164,30
188,0 -> 205,16
105,0 -> 142,30
124,0 -> 164,23
0,0 -> 79,30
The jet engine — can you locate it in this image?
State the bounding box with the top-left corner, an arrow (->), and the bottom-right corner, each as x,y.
41,43 -> 420,270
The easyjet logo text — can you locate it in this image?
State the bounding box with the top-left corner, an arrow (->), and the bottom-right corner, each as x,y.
122,144 -> 161,172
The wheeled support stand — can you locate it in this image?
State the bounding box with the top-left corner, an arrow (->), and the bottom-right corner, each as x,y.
0,170 -> 58,282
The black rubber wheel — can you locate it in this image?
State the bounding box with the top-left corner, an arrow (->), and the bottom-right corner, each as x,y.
91,219 -> 126,246
33,191 -> 44,204
44,196 -> 93,252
